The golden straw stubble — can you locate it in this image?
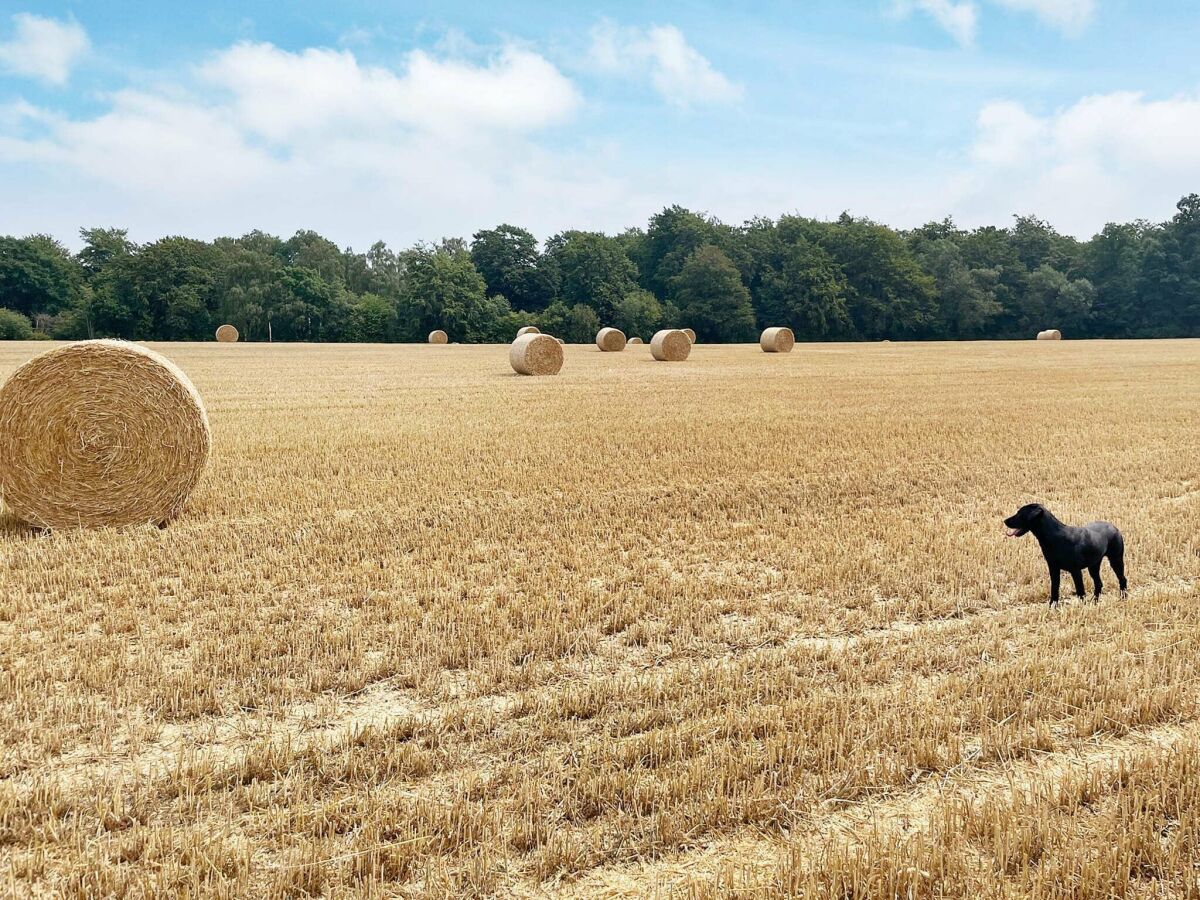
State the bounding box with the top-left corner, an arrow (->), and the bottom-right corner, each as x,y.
509,333 -> 564,376
651,329 -> 692,361
0,340 -> 212,529
760,326 -> 795,353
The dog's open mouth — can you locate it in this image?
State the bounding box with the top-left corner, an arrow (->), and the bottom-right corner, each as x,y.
1006,527 -> 1027,538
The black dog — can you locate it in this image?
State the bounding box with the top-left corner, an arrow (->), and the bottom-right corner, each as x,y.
1004,503 -> 1127,606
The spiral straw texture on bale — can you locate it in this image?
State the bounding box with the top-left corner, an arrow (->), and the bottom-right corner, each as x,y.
510,333 -> 564,376
651,329 -> 692,362
760,327 -> 795,353
516,325 -> 541,338
428,330 -> 448,344
596,327 -> 627,352
682,328 -> 697,343
215,324 -> 239,343
1037,329 -> 1063,341
0,340 -> 212,529
628,337 -> 643,344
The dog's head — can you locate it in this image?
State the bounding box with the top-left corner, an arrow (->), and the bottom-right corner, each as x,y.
1004,503 -> 1045,538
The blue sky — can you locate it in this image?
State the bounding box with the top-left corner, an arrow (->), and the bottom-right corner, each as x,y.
1,1 -> 1198,248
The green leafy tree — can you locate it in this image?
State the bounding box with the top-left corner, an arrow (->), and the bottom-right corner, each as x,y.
1023,265 -> 1095,335
272,266 -> 347,341
671,245 -> 756,341
78,228 -> 136,279
743,217 -> 851,340
0,308 -> 34,340
918,240 -> 1002,338
348,292 -> 396,342
1079,221 -> 1153,337
401,241 -> 491,342
282,230 -> 346,285
637,206 -> 722,299
544,231 -> 638,322
1141,195 -> 1200,335
808,215 -> 938,340
564,303 -> 601,343
0,235 -> 85,320
614,289 -> 663,341
470,225 -> 556,311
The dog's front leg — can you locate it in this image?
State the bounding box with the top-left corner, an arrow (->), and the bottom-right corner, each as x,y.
1049,566 -> 1061,607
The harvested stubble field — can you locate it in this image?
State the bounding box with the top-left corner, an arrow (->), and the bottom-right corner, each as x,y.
2,339 -> 1200,899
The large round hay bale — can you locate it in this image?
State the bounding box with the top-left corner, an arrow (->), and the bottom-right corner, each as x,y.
516,325 -> 540,338
682,328 -> 696,343
651,329 -> 692,362
510,333 -> 564,376
596,327 -> 627,352
215,324 -> 239,343
628,337 -> 643,344
428,330 -> 448,344
760,327 -> 795,353
0,340 -> 211,529
1037,329 -> 1062,341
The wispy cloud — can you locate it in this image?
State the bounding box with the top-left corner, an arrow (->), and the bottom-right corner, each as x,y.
0,13 -> 89,85
991,0 -> 1096,34
893,0 -> 1097,44
0,39 -> 650,247
893,0 -> 979,47
955,90 -> 1200,233
587,21 -> 743,107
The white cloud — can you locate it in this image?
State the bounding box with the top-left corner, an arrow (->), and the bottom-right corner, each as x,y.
956,91 -> 1200,234
893,0 -> 979,47
0,40 -> 649,248
200,41 -> 579,143
587,21 -> 742,106
0,13 -> 89,85
990,0 -> 1095,33
893,0 -> 1095,43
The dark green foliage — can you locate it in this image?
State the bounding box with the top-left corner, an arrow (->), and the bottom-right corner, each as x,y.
671,245 -> 756,342
0,308 -> 33,340
5,197 -> 1200,343
471,225 -> 557,312
0,234 -> 85,320
544,231 -> 638,323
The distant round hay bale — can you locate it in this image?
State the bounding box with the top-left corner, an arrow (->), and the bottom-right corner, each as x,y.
760,327 -> 795,353
516,325 -> 540,338
596,327 -> 627,352
555,337 -> 565,344
651,329 -> 692,362
215,324 -> 239,343
682,328 -> 696,343
510,333 -> 564,376
628,337 -> 643,344
1037,329 -> 1063,341
428,330 -> 448,344
0,340 -> 211,529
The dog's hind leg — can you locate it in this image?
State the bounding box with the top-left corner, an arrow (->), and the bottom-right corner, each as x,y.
1108,533 -> 1128,598
1070,569 -> 1085,600
1088,562 -> 1102,602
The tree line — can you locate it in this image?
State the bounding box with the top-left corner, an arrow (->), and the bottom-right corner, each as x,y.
3,195 -> 1200,343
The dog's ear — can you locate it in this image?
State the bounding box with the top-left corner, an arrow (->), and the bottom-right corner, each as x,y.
1030,505 -> 1045,519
